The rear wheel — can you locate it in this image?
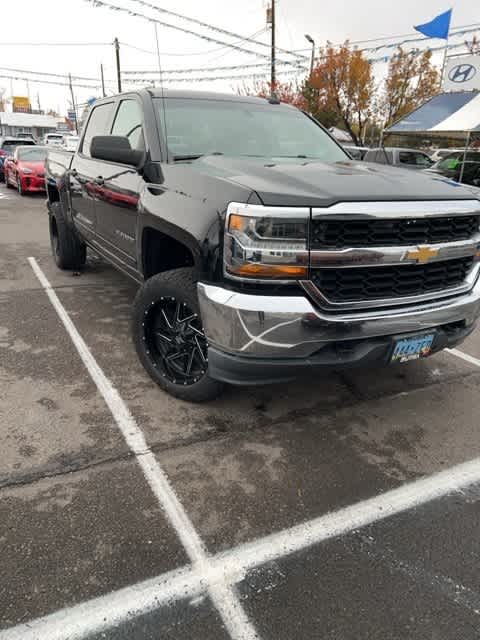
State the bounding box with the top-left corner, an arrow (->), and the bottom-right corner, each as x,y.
4,170 -> 12,188
49,201 -> 86,270
132,268 -> 224,402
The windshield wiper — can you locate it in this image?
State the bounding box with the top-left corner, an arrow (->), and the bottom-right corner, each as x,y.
173,152 -> 224,162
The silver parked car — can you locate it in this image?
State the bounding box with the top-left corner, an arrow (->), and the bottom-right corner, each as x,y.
363,147 -> 434,170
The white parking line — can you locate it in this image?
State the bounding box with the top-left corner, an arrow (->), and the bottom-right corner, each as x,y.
5,258 -> 480,639
4,453 -> 480,639
26,257 -> 259,640
447,347 -> 480,368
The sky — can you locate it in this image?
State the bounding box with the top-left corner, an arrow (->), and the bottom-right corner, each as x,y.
0,0 -> 478,115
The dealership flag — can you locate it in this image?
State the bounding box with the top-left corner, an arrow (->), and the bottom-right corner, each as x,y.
414,9 -> 452,39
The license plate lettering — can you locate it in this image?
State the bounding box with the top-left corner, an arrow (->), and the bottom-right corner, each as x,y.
391,333 -> 435,363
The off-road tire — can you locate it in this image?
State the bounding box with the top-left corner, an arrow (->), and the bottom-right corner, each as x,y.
49,201 -> 86,270
132,268 -> 224,402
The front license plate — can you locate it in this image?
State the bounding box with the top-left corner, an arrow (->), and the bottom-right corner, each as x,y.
391,333 -> 435,363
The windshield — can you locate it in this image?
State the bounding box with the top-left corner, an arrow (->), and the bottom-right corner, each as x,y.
156,98 -> 347,162
17,147 -> 47,162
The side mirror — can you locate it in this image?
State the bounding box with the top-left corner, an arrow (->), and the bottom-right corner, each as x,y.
90,135 -> 143,167
473,178 -> 480,187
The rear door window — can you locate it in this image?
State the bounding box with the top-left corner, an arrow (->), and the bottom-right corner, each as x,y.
81,102 -> 114,157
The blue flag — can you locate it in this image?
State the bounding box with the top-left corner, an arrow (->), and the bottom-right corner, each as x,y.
414,9 -> 452,39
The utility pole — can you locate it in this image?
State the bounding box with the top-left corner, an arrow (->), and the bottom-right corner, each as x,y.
114,37 -> 122,93
270,0 -> 276,96
100,63 -> 106,98
68,73 -> 78,134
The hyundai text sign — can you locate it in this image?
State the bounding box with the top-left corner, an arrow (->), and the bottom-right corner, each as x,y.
444,55 -> 480,92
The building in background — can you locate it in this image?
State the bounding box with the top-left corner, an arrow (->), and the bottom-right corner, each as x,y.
0,112 -> 58,139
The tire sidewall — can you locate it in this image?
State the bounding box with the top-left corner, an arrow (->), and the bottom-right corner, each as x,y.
132,269 -> 223,402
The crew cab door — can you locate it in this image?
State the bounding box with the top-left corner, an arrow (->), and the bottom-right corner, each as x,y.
69,101 -> 115,240
91,98 -> 143,272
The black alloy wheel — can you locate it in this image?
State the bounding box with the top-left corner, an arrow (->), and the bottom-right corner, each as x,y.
143,296 -> 208,386
131,268 -> 224,402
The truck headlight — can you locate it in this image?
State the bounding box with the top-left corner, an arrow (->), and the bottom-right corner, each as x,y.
224,203 -> 309,280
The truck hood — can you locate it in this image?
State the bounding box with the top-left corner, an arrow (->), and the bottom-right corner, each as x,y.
193,156 -> 477,207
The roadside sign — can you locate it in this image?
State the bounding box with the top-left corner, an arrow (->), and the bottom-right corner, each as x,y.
12,96 -> 31,112
444,55 -> 480,92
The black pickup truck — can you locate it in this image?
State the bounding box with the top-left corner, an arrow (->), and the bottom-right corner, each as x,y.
45,89 -> 480,401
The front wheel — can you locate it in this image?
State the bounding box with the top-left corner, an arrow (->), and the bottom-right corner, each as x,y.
131,268 -> 224,402
17,176 -> 24,196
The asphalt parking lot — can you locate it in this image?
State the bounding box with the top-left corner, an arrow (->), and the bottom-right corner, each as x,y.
2,184 -> 480,639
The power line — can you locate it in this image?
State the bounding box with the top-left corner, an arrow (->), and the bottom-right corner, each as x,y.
0,65 -> 114,84
122,62 -> 290,75
123,0 -> 308,61
83,0 -> 307,69
0,41 -> 110,46
289,23 -> 480,54
0,73 -> 102,89
122,68 -> 300,84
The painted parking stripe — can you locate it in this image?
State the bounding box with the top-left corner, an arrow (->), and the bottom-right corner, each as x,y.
4,453 -> 480,639
26,257 -> 259,640
447,347 -> 480,368
0,566 -> 204,640
9,257 -> 480,640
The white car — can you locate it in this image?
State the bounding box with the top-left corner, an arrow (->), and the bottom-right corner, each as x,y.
44,133 -> 65,147
62,135 -> 79,152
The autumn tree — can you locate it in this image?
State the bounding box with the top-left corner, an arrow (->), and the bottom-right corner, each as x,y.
465,35 -> 480,54
237,79 -> 306,108
381,47 -> 440,128
306,42 -> 375,145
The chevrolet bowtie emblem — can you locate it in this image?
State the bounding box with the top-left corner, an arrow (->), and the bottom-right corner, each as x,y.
406,246 -> 439,264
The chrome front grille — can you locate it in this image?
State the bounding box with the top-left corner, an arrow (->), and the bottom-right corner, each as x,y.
307,200 -> 480,311
310,215 -> 480,249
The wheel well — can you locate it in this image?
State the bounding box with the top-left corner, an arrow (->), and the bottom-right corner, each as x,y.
142,227 -> 194,279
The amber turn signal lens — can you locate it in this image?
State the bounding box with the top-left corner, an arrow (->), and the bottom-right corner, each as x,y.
228,263 -> 308,278
228,214 -> 247,231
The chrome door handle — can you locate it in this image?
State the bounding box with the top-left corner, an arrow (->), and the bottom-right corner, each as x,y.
94,176 -> 104,186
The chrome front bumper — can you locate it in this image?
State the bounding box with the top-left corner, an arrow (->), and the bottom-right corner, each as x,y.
197,281 -> 480,358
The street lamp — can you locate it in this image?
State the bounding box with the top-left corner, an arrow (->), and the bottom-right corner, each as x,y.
305,34 -> 315,77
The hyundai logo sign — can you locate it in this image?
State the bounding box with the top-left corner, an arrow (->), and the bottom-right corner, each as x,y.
448,63 -> 477,83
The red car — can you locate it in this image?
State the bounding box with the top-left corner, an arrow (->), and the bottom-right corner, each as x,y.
4,145 -> 47,195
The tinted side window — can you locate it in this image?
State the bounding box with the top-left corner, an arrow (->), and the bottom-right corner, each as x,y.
111,100 -> 144,151
82,103 -> 113,157
399,151 -> 431,167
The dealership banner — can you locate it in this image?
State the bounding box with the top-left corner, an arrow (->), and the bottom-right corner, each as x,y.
444,55 -> 480,92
